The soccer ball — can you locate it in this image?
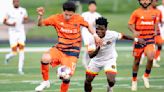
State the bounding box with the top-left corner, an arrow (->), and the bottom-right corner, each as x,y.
57,66 -> 71,80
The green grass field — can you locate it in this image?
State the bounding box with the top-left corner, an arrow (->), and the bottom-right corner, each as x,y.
0,46 -> 164,92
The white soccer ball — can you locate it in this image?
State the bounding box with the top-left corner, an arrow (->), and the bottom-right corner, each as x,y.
57,66 -> 71,80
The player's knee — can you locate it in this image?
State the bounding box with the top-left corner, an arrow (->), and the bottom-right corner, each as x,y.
18,44 -> 25,50
41,53 -> 51,63
12,46 -> 18,52
63,79 -> 70,84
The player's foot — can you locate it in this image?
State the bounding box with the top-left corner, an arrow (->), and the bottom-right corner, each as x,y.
153,60 -> 160,68
35,80 -> 50,92
156,56 -> 161,62
131,81 -> 137,91
4,58 -> 9,65
18,71 -> 24,75
142,75 -> 150,88
107,86 -> 113,92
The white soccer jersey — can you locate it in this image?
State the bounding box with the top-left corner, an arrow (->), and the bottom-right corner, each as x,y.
92,30 -> 122,62
4,7 -> 28,32
157,5 -> 164,39
81,11 -> 101,51
4,7 -> 28,47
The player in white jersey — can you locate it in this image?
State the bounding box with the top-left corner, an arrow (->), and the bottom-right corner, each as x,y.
81,1 -> 101,69
84,17 -> 145,92
3,0 -> 28,75
157,0 -> 164,40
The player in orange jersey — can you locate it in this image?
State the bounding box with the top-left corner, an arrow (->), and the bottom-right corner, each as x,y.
35,1 -> 102,92
128,0 -> 160,91
140,0 -> 163,67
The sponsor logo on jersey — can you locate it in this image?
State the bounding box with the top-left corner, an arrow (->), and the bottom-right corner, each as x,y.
140,21 -> 154,25
60,28 -> 78,33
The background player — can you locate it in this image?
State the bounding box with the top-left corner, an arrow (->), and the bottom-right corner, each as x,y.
140,0 -> 163,67
35,1 -> 102,92
158,0 -> 164,40
84,17 -> 145,92
128,0 -> 159,91
81,0 -> 101,69
3,0 -> 28,75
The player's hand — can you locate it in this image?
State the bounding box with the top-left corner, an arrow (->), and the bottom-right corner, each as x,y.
10,22 -> 16,26
133,31 -> 140,37
138,38 -> 146,45
94,35 -> 103,47
37,7 -> 45,16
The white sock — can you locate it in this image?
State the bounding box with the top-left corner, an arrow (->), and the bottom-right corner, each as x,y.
5,52 -> 16,60
18,51 -> 24,72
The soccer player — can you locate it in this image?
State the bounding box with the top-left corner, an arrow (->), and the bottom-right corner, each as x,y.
158,0 -> 164,40
84,17 -> 145,92
81,1 -> 101,69
128,0 -> 160,91
140,0 -> 163,67
35,1 -> 102,92
3,0 -> 28,75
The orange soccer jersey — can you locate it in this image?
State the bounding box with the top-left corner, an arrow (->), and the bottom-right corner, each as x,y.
42,14 -> 89,58
128,8 -> 160,45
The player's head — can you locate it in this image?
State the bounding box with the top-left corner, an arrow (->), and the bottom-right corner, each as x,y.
88,1 -> 97,13
162,0 -> 164,5
151,0 -> 158,8
138,0 -> 153,8
63,1 -> 76,20
13,0 -> 19,8
95,17 -> 108,38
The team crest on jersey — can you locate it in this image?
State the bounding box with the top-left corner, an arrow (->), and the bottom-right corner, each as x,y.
106,41 -> 111,45
60,22 -> 64,26
112,65 -> 116,69
151,15 -> 156,19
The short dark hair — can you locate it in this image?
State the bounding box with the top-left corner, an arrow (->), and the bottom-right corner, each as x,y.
63,1 -> 76,12
88,0 -> 96,5
96,17 -> 108,28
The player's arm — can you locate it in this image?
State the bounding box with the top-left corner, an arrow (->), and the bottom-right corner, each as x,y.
88,46 -> 100,58
128,24 -> 140,37
3,18 -> 16,26
121,34 -> 146,45
36,7 -> 45,26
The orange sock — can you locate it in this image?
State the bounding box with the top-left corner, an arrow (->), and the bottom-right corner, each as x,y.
155,50 -> 160,60
60,82 -> 70,92
132,77 -> 137,81
144,73 -> 149,78
41,62 -> 49,81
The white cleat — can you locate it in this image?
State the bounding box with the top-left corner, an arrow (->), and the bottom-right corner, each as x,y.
107,86 -> 113,92
18,71 -> 25,75
131,81 -> 137,91
142,75 -> 150,88
153,60 -> 160,68
156,56 -> 161,62
35,80 -> 50,92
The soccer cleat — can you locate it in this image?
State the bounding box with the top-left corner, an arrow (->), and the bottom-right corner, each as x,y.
153,60 -> 160,68
142,75 -> 150,88
35,80 -> 50,92
156,56 -> 161,62
107,86 -> 113,92
131,81 -> 137,91
4,58 -> 9,65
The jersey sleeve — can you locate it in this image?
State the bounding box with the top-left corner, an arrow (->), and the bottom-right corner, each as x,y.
128,11 -> 137,25
111,31 -> 123,40
24,8 -> 28,18
42,15 -> 57,26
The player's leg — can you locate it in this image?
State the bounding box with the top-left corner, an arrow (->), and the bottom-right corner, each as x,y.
104,58 -> 117,92
154,36 -> 163,67
84,60 -> 100,92
17,32 -> 26,74
142,44 -> 155,88
35,47 -> 60,91
4,32 -> 18,64
131,47 -> 143,91
140,53 -> 145,65
60,53 -> 78,92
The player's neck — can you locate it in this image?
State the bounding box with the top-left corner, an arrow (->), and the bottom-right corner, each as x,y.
140,6 -> 151,10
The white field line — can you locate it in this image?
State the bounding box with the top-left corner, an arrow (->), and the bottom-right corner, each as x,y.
0,47 -> 133,52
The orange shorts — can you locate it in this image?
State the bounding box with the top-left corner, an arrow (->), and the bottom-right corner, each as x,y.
49,47 -> 78,75
155,35 -> 163,45
133,44 -> 155,58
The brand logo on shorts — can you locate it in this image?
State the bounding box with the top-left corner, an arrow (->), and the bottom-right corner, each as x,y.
112,65 -> 116,69
74,24 -> 78,27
